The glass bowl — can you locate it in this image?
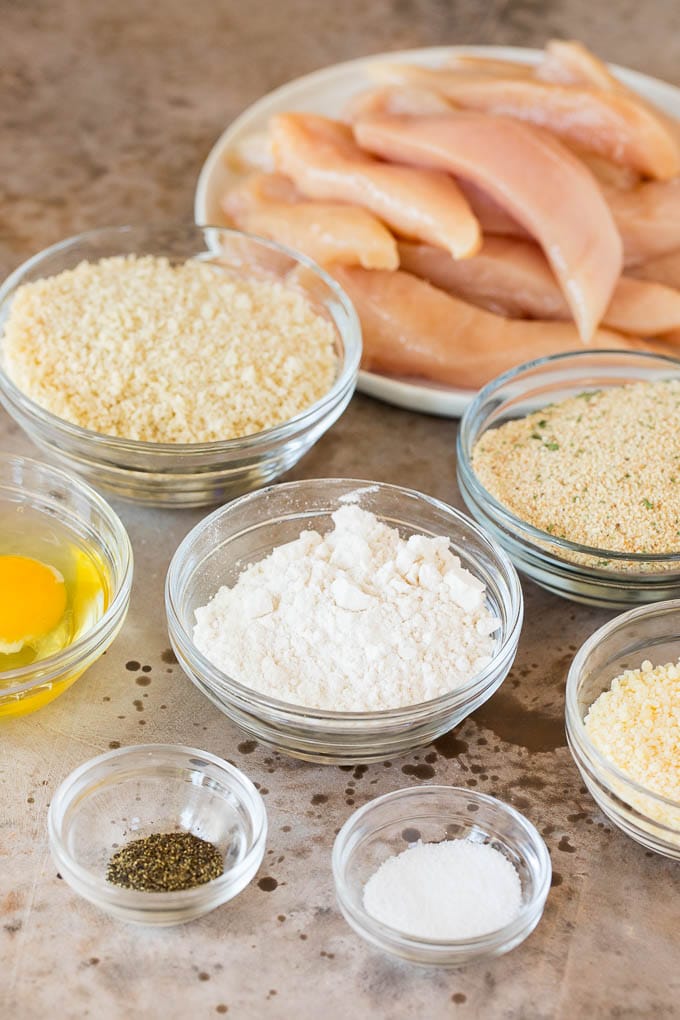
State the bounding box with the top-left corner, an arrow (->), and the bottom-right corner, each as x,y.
0,454 -> 132,719
457,350 -> 680,608
0,224 -> 361,507
332,786 -> 551,966
47,743 -> 267,925
165,477 -> 523,765
566,600 -> 680,859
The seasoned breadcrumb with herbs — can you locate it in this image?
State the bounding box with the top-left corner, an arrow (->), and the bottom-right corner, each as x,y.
472,379 -> 680,556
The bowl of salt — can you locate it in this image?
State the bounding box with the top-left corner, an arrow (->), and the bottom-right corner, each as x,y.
332,785 -> 551,966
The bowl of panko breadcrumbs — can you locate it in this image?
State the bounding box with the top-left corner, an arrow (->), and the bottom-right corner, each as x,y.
566,600 -> 680,859
0,225 -> 361,507
457,350 -> 680,609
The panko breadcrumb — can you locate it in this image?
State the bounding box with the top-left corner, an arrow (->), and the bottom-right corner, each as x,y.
472,380 -> 680,556
3,255 -> 337,443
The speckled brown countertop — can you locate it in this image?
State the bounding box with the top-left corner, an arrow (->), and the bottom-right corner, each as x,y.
2,3 -> 679,1018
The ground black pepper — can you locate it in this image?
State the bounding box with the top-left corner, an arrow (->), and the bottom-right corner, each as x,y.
106,831 -> 224,892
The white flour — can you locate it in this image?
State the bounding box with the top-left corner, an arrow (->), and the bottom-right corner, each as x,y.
193,505 -> 500,711
363,839 -> 522,939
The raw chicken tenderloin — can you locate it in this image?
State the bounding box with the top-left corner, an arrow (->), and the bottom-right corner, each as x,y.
226,131 -> 275,174
222,173 -> 399,270
270,113 -> 480,259
535,39 -> 619,90
397,238 -> 561,317
536,41 -> 680,170
344,85 -> 453,121
442,44 -> 613,88
459,175 -> 680,267
329,266 -> 649,389
443,54 -> 533,78
569,151 -> 640,191
343,82 -> 641,194
456,181 -> 530,239
398,239 -> 680,335
354,113 -> 622,342
370,65 -> 680,180
606,277 -> 680,335
628,249 -> 680,289
604,180 -> 680,266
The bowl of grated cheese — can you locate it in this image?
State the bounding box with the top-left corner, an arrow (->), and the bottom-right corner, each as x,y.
0,224 -> 361,507
165,478 -> 523,764
566,600 -> 680,859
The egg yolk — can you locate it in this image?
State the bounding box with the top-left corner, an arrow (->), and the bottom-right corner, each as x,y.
0,555 -> 67,654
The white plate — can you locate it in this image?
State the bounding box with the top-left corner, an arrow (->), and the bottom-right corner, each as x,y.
195,45 -> 680,417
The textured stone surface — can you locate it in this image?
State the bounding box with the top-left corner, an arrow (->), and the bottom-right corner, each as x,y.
2,2 -> 680,1018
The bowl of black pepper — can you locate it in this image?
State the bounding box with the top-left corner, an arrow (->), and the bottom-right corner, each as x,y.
47,743 -> 267,925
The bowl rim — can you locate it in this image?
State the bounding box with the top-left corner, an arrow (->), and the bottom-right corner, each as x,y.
47,742 -> 268,909
0,223 -> 362,454
565,599 -> 680,818
0,452 -> 133,694
457,349 -> 680,569
331,785 -> 552,954
165,477 -> 524,721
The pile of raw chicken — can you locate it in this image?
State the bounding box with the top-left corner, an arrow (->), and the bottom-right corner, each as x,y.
222,40 -> 680,388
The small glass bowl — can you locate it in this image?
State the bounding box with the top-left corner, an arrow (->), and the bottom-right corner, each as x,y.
47,743 -> 267,925
166,477 -> 523,765
332,786 -> 551,967
457,350 -> 680,608
566,600 -> 680,859
0,224 -> 361,507
0,454 -> 132,719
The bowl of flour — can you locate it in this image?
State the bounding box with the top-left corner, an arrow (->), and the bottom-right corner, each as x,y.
165,478 -> 523,764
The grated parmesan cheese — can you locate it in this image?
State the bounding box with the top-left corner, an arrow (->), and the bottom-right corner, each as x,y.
584,658 -> 680,830
3,255 -> 337,443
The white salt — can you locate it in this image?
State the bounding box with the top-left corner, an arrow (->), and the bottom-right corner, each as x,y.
363,838 -> 522,940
